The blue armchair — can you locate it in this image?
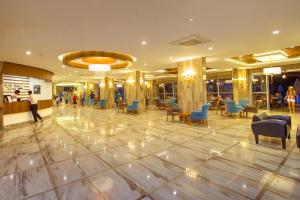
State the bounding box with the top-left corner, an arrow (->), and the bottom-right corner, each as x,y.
190,103 -> 211,124
238,99 -> 249,107
225,100 -> 242,117
99,99 -> 106,109
127,100 -> 139,114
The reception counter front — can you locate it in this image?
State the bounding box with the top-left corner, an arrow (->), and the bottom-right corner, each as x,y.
3,99 -> 53,126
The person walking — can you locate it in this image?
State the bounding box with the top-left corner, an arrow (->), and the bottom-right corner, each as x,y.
73,93 -> 78,108
28,90 -> 42,123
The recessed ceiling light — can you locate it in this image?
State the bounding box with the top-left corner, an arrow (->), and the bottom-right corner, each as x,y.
25,51 -> 32,55
144,63 -> 148,66
272,30 -> 280,35
74,71 -> 78,73
208,47 -> 213,51
68,73 -> 71,76
189,18 -> 194,22
169,56 -> 174,60
141,41 -> 147,45
61,65 -> 65,68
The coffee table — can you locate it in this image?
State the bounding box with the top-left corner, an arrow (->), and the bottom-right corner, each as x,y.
179,112 -> 191,124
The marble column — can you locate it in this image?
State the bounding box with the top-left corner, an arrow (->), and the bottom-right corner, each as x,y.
99,77 -> 115,109
232,68 -> 249,102
145,80 -> 154,106
125,71 -> 145,112
177,57 -> 207,113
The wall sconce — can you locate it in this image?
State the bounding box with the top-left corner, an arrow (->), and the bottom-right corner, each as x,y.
116,84 -> 123,88
109,82 -> 113,87
182,69 -> 195,80
99,83 -> 105,87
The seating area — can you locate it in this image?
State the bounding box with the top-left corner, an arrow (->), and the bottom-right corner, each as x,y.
2,1 -> 300,199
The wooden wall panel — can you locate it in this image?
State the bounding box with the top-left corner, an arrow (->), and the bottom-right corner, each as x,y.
3,62 -> 54,82
3,99 -> 53,114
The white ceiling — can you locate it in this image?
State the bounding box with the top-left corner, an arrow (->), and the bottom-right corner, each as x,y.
1,0 -> 300,82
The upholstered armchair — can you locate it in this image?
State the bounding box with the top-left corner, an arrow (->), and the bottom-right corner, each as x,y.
190,103 -> 211,124
243,100 -> 262,117
166,103 -> 181,122
238,99 -> 249,107
127,100 -> 139,114
251,112 -> 291,149
225,100 -> 242,116
99,99 -> 106,109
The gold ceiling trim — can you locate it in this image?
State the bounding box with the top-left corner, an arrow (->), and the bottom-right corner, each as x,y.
60,51 -> 136,70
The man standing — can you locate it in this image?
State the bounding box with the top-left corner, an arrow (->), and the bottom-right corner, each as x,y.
28,90 -> 42,122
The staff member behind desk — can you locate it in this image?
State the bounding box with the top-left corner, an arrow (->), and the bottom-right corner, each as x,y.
12,90 -> 21,102
28,90 -> 43,123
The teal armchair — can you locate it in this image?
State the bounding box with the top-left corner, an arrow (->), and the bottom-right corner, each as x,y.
127,100 -> 139,114
190,103 -> 211,124
226,100 -> 242,117
99,99 -> 106,109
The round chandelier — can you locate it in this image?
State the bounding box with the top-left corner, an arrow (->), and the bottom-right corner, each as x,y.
58,51 -> 136,72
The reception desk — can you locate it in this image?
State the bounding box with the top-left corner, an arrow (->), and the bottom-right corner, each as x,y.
3,99 -> 53,126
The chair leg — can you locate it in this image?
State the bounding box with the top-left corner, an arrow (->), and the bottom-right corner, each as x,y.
255,135 -> 259,144
281,137 -> 286,149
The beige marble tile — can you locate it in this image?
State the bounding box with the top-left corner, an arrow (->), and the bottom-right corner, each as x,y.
219,146 -> 285,171
75,154 -> 110,176
25,190 -> 58,200
56,178 -> 104,200
89,169 -> 143,200
117,162 -> 167,193
0,174 -> 17,200
266,176 -> 300,199
137,156 -> 183,181
17,166 -> 54,199
0,157 -> 17,177
156,146 -> 212,169
42,146 -> 71,164
95,148 -> 138,167
17,152 -> 45,172
47,159 -> 84,187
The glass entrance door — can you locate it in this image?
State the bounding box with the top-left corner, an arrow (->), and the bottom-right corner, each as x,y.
250,74 -> 270,110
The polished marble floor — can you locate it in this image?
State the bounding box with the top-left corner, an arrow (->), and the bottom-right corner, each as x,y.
1,106 -> 300,200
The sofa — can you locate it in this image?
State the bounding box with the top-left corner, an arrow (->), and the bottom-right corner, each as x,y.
251,112 -> 291,149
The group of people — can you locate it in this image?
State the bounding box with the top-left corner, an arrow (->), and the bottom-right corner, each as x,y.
56,91 -> 96,108
12,90 -> 42,123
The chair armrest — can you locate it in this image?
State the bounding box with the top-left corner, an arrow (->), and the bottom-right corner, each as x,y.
191,111 -> 203,115
267,115 -> 291,127
251,119 -> 287,138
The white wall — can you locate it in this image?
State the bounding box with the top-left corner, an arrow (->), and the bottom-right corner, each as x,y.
3,107 -> 53,126
29,78 -> 52,100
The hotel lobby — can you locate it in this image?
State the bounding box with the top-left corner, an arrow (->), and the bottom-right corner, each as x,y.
1,0 -> 300,200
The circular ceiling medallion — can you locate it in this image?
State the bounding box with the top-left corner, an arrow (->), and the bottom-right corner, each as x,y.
81,57 -> 117,64
58,51 -> 136,70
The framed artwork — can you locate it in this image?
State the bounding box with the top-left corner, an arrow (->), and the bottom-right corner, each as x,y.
33,85 -> 41,94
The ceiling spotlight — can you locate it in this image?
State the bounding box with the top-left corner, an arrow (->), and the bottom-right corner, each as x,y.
189,18 -> 194,22
169,56 -> 174,60
68,73 -> 71,76
144,63 -> 148,66
272,30 -> 280,35
61,65 -> 65,68
208,47 -> 213,51
25,51 -> 32,55
74,71 -> 78,73
141,41 -> 147,45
